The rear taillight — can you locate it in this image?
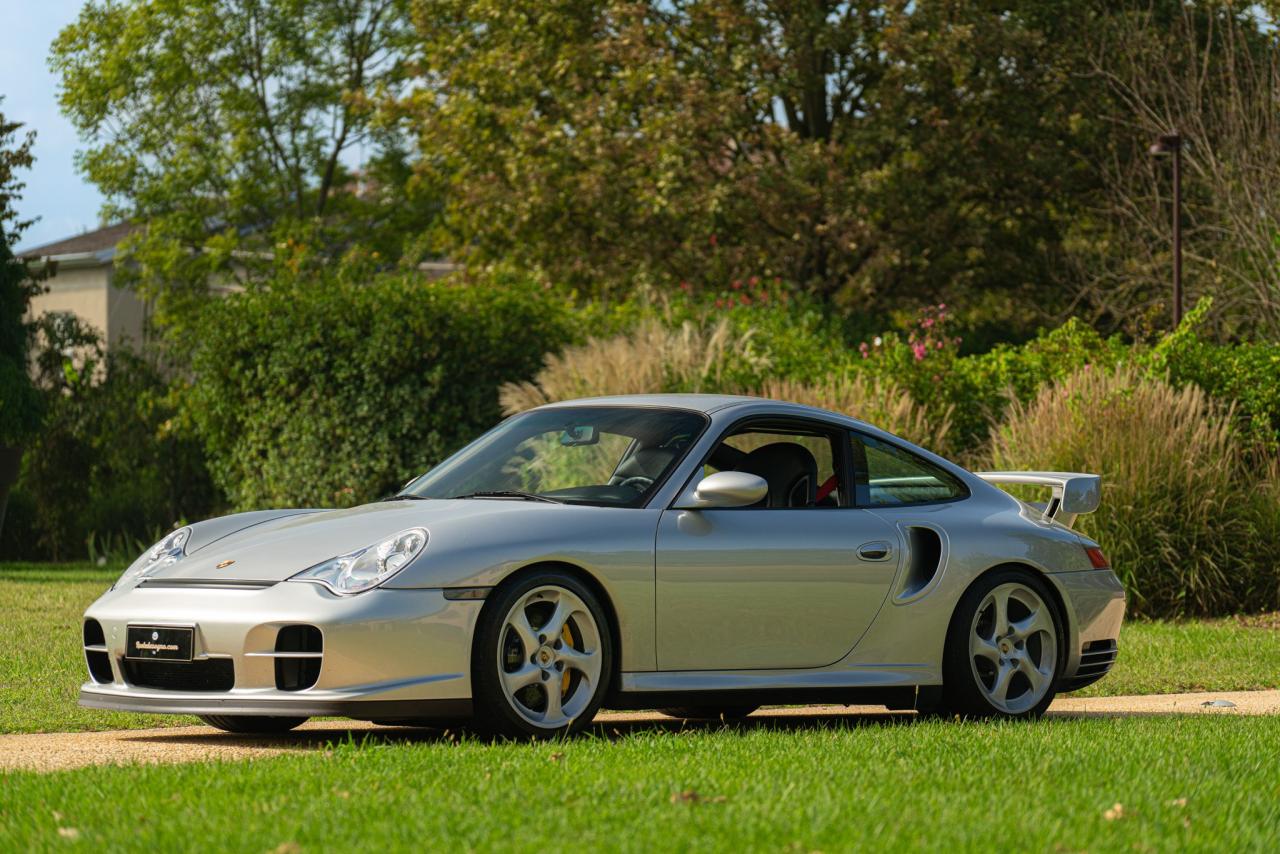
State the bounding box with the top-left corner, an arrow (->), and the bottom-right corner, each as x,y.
1084,546 -> 1110,569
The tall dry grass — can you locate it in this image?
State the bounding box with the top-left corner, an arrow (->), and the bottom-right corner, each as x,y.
987,365 -> 1280,617
755,376 -> 953,456
499,318 -> 767,414
500,321 -> 950,454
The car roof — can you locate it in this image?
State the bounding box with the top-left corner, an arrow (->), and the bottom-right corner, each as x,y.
536,393 -> 872,425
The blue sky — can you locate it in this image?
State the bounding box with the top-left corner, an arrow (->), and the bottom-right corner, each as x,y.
2,0 -> 105,252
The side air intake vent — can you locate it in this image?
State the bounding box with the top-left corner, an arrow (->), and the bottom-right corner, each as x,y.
83,619 -> 114,684
275,625 -> 323,691
896,526 -> 944,602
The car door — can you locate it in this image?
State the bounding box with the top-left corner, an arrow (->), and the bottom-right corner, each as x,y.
654,419 -> 902,671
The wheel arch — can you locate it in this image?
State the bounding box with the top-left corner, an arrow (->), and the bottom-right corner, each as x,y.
475,560 -> 624,695
949,561 -> 1072,669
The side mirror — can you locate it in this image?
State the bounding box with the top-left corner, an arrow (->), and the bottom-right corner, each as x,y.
676,471 -> 768,509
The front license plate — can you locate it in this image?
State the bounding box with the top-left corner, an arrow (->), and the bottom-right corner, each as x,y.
126,625 -> 194,661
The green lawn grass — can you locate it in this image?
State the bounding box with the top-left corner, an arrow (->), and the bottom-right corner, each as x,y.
2,716 -> 1279,851
2,562 -> 1277,734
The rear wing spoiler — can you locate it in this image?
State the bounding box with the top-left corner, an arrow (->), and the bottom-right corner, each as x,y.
972,471 -> 1101,528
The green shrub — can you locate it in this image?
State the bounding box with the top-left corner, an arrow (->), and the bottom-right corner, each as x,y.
186,272 -> 571,510
1145,299 -> 1280,451
987,365 -> 1280,618
0,315 -> 218,561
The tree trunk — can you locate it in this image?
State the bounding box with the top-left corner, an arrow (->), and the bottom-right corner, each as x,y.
0,445 -> 21,542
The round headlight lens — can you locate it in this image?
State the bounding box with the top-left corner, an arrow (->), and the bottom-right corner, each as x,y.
289,528 -> 428,595
114,527 -> 192,589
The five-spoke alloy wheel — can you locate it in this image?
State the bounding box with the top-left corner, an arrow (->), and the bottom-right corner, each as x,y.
941,570 -> 1062,718
472,571 -> 613,738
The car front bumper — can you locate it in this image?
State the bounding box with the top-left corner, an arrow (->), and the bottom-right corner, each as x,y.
78,581 -> 480,720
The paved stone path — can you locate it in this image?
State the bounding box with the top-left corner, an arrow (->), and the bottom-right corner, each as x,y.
3,689 -> 1276,773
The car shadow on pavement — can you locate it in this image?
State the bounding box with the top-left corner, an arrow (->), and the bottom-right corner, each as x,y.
110,705 -> 1232,756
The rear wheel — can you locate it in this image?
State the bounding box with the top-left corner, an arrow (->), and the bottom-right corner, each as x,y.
471,571 -> 613,738
659,705 -> 759,722
198,715 -> 309,734
940,570 -> 1063,718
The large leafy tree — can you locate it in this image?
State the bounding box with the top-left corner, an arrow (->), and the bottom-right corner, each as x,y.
52,0 -> 433,340
0,102 -> 44,538
408,0 -> 1115,325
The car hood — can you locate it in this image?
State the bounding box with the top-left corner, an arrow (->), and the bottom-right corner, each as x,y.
153,499 -> 596,583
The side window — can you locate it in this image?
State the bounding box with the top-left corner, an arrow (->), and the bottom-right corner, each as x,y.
853,433 -> 967,506
705,422 -> 844,508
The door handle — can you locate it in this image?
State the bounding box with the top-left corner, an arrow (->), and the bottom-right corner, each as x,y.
857,541 -> 893,561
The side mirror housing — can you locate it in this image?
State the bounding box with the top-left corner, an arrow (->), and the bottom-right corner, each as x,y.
675,471 -> 768,509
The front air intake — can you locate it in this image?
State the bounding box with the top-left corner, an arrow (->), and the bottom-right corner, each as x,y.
83,619 -> 114,684
123,658 -> 234,691
274,625 -> 323,691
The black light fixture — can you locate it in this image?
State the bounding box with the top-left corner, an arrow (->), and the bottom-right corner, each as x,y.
1149,131 -> 1184,327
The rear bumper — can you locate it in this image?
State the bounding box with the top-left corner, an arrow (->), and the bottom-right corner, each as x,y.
78,582 -> 481,716
1048,568 -> 1126,688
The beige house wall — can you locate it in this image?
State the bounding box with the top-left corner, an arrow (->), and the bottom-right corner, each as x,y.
27,264 -> 148,351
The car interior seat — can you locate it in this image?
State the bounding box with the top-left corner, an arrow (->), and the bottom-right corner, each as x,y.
733,442 -> 818,507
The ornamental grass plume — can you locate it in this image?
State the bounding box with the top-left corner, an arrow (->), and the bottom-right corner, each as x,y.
987,365 -> 1280,617
500,318 -> 766,414
755,375 -> 953,457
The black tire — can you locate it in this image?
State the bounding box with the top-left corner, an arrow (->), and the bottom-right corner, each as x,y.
198,714 -> 309,734
939,568 -> 1065,719
658,705 -> 759,721
471,569 -> 614,739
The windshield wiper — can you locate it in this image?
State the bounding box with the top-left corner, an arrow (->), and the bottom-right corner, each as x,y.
450,490 -> 564,504
380,493 -> 433,502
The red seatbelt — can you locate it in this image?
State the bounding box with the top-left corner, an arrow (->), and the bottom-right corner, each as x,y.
816,474 -> 839,503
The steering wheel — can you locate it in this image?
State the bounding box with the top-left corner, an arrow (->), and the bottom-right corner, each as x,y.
618,475 -> 654,492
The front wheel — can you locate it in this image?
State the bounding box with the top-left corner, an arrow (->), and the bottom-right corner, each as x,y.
471,571 -> 613,738
198,715 -> 309,734
940,570 -> 1063,718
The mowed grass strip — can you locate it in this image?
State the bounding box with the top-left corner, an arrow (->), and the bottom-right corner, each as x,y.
2,716 -> 1279,851
1,561 -> 1277,733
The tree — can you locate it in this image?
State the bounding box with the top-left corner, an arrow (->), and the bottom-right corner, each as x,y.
407,0 -> 1117,327
1076,2 -> 1280,337
0,101 -> 44,539
51,0 -> 435,344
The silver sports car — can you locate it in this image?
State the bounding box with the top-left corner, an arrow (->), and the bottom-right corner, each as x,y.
80,394 -> 1125,737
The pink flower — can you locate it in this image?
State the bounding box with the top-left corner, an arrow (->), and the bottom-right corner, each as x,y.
935,340 -> 944,350
859,342 -> 870,358
749,276 -> 759,286
739,293 -> 751,305
922,317 -> 934,328
731,280 -> 742,290
715,298 -> 725,309
938,303 -> 946,310
912,342 -> 928,361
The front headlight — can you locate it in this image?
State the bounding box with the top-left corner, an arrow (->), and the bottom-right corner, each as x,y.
288,527 -> 428,595
115,527 -> 192,589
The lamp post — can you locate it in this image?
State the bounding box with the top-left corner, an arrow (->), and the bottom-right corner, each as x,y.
1149,131 -> 1184,327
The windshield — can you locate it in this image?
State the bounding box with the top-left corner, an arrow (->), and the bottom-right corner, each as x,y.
402,406 -> 708,507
